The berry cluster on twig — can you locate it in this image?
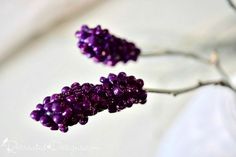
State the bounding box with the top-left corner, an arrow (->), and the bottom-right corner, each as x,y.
30,24 -> 236,133
30,72 -> 147,132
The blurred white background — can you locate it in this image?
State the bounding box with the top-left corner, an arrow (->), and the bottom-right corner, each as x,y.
0,0 -> 236,156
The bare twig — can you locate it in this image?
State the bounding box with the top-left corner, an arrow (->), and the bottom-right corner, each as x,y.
227,0 -> 236,12
141,50 -> 209,64
142,50 -> 236,95
145,80 -> 236,96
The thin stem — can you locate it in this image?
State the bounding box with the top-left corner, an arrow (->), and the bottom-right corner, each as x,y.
145,80 -> 236,96
141,50 -> 209,64
227,0 -> 236,12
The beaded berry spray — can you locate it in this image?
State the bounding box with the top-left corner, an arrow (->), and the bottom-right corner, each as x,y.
30,72 -> 235,133
75,25 -> 213,66
31,25 -> 236,133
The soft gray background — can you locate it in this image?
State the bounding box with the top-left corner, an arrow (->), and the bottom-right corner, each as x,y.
0,0 -> 236,156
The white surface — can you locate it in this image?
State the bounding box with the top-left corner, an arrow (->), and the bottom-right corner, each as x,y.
156,86 -> 236,157
0,0 -> 236,156
0,0 -> 101,63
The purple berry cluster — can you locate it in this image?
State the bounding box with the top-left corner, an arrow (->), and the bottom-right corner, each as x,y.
75,25 -> 141,66
30,72 -> 147,132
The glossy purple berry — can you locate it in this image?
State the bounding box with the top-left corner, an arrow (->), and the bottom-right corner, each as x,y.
75,25 -> 141,66
79,116 -> 88,125
52,115 -> 64,124
39,115 -> 52,127
43,103 -> 52,111
62,108 -> 73,118
59,126 -> 68,133
61,86 -> 70,93
43,96 -> 50,104
51,102 -> 64,113
36,104 -> 44,111
30,110 -> 42,121
50,124 -> 59,130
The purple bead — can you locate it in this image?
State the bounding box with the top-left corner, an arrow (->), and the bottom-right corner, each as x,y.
39,115 -> 52,127
66,95 -> 76,103
62,108 -> 73,118
30,110 -> 41,121
82,83 -> 92,91
45,111 -> 52,116
59,126 -> 68,133
108,105 -> 117,113
140,99 -> 147,104
43,96 -> 50,104
51,102 -> 64,113
71,82 -> 80,88
136,79 -> 144,87
73,103 -> 82,111
81,25 -> 89,31
43,103 -> 52,111
140,92 -> 147,100
113,87 -> 123,96
87,107 -> 97,116
79,117 -> 88,125
99,77 -> 106,83
50,124 -> 59,130
118,72 -> 126,78
91,94 -> 101,102
82,101 -> 91,110
67,116 -> 79,126
52,115 -> 64,124
36,104 -> 44,111
108,73 -> 117,83
50,94 -> 61,102
61,86 -> 70,93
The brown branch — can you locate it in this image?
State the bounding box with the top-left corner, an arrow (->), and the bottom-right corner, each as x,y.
145,80 -> 236,96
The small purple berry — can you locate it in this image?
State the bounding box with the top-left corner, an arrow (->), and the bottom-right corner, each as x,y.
36,104 -> 44,111
82,101 -> 91,110
50,124 -> 59,130
51,102 -> 64,113
71,82 -> 80,88
43,96 -> 50,104
43,103 -> 52,111
39,115 -> 52,127
62,108 -> 73,118
66,95 -> 76,103
113,87 -> 123,96
61,86 -> 70,93
50,94 -> 61,102
59,126 -> 68,133
79,117 -> 88,125
30,110 -> 42,121
52,115 -> 64,124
